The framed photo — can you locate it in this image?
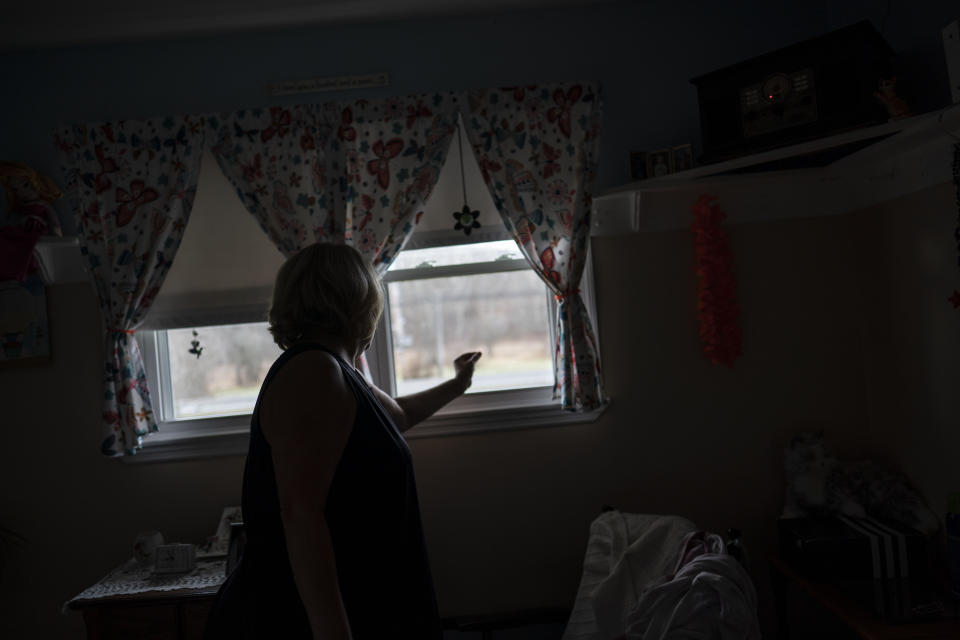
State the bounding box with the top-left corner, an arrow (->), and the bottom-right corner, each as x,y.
672,144 -> 694,172
628,151 -> 648,180
645,148 -> 673,178
199,506 -> 242,558
0,275 -> 50,367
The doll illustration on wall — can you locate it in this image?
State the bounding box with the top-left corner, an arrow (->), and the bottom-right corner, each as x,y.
0,162 -> 63,236
0,162 -> 64,282
0,280 -> 49,363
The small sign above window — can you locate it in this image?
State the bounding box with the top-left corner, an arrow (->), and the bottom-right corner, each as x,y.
265,72 -> 390,96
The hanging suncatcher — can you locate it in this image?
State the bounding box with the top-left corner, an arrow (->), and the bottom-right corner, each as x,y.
452,120 -> 481,236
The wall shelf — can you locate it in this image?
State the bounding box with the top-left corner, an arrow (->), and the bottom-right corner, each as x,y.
33,235 -> 90,284
591,103 -> 960,234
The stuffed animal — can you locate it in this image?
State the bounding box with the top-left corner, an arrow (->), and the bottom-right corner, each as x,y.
0,161 -> 63,236
782,431 -> 940,534
0,162 -> 63,281
874,77 -> 911,121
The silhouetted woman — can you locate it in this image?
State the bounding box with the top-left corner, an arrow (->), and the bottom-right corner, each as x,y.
205,242 -> 480,639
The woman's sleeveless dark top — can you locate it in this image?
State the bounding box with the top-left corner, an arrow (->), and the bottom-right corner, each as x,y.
204,342 -> 441,639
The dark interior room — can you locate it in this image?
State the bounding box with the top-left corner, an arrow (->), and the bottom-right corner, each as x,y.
2,1 -> 960,638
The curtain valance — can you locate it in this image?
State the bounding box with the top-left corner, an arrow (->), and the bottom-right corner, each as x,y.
207,92 -> 460,270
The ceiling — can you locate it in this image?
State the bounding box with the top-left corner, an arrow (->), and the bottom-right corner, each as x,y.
2,0 -> 615,50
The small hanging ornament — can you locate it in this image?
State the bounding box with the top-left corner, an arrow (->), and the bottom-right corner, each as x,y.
691,195 -> 742,367
188,329 -> 203,359
454,203 -> 480,236
452,120 -> 481,236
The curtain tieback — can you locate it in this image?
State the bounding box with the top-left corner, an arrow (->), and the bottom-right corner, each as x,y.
554,288 -> 581,302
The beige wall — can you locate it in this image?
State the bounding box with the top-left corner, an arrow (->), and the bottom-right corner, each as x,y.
1,185 -> 957,638
852,183 -> 960,515
0,285 -> 246,637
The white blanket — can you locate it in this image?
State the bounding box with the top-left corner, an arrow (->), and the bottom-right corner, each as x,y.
624,553 -> 760,640
562,512 -> 697,640
561,511 -> 759,640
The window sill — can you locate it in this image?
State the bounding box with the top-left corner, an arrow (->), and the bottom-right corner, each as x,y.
406,399 -> 606,439
123,400 -> 608,464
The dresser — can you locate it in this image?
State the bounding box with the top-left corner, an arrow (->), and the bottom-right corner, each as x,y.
67,556 -> 571,639
66,558 -> 224,640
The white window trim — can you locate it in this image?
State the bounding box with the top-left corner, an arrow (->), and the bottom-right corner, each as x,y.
128,237 -> 605,464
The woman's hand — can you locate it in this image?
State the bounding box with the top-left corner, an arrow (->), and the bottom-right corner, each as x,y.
453,352 -> 482,392
385,352 -> 483,433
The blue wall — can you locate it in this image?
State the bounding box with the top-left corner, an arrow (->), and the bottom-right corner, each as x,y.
0,0 -> 955,233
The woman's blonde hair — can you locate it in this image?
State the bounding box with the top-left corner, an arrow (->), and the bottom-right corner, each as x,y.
268,242 -> 384,352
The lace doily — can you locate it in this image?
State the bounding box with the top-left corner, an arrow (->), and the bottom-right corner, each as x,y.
66,557 -> 226,608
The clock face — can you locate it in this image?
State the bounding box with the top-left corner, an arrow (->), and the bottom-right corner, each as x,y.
762,73 -> 791,103
739,68 -> 817,138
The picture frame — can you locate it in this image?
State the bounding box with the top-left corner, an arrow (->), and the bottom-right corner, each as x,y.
672,143 -> 695,172
0,275 -> 50,367
198,506 -> 242,558
645,148 -> 674,178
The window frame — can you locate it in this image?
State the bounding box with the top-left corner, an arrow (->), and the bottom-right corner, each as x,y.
371,245 -> 554,392
130,234 -> 604,463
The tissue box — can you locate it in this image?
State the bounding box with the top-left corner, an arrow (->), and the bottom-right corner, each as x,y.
153,543 -> 196,574
778,516 -> 944,622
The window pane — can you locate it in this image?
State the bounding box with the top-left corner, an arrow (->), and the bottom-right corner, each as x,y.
388,270 -> 554,395
389,240 -> 524,270
167,323 -> 281,419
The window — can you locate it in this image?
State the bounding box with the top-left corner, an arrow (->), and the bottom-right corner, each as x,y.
137,312 -> 287,461
135,235 -> 600,461
132,144 -> 603,462
377,237 -> 555,397
158,323 -> 281,420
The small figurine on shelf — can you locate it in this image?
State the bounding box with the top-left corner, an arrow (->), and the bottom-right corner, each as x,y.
874,76 -> 912,121
0,162 -> 64,282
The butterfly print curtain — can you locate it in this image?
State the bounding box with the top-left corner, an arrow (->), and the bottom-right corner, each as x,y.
55,82 -> 604,456
56,116 -> 204,455
207,104 -> 346,258
340,94 -> 458,272
207,94 -> 458,272
461,83 -> 606,411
